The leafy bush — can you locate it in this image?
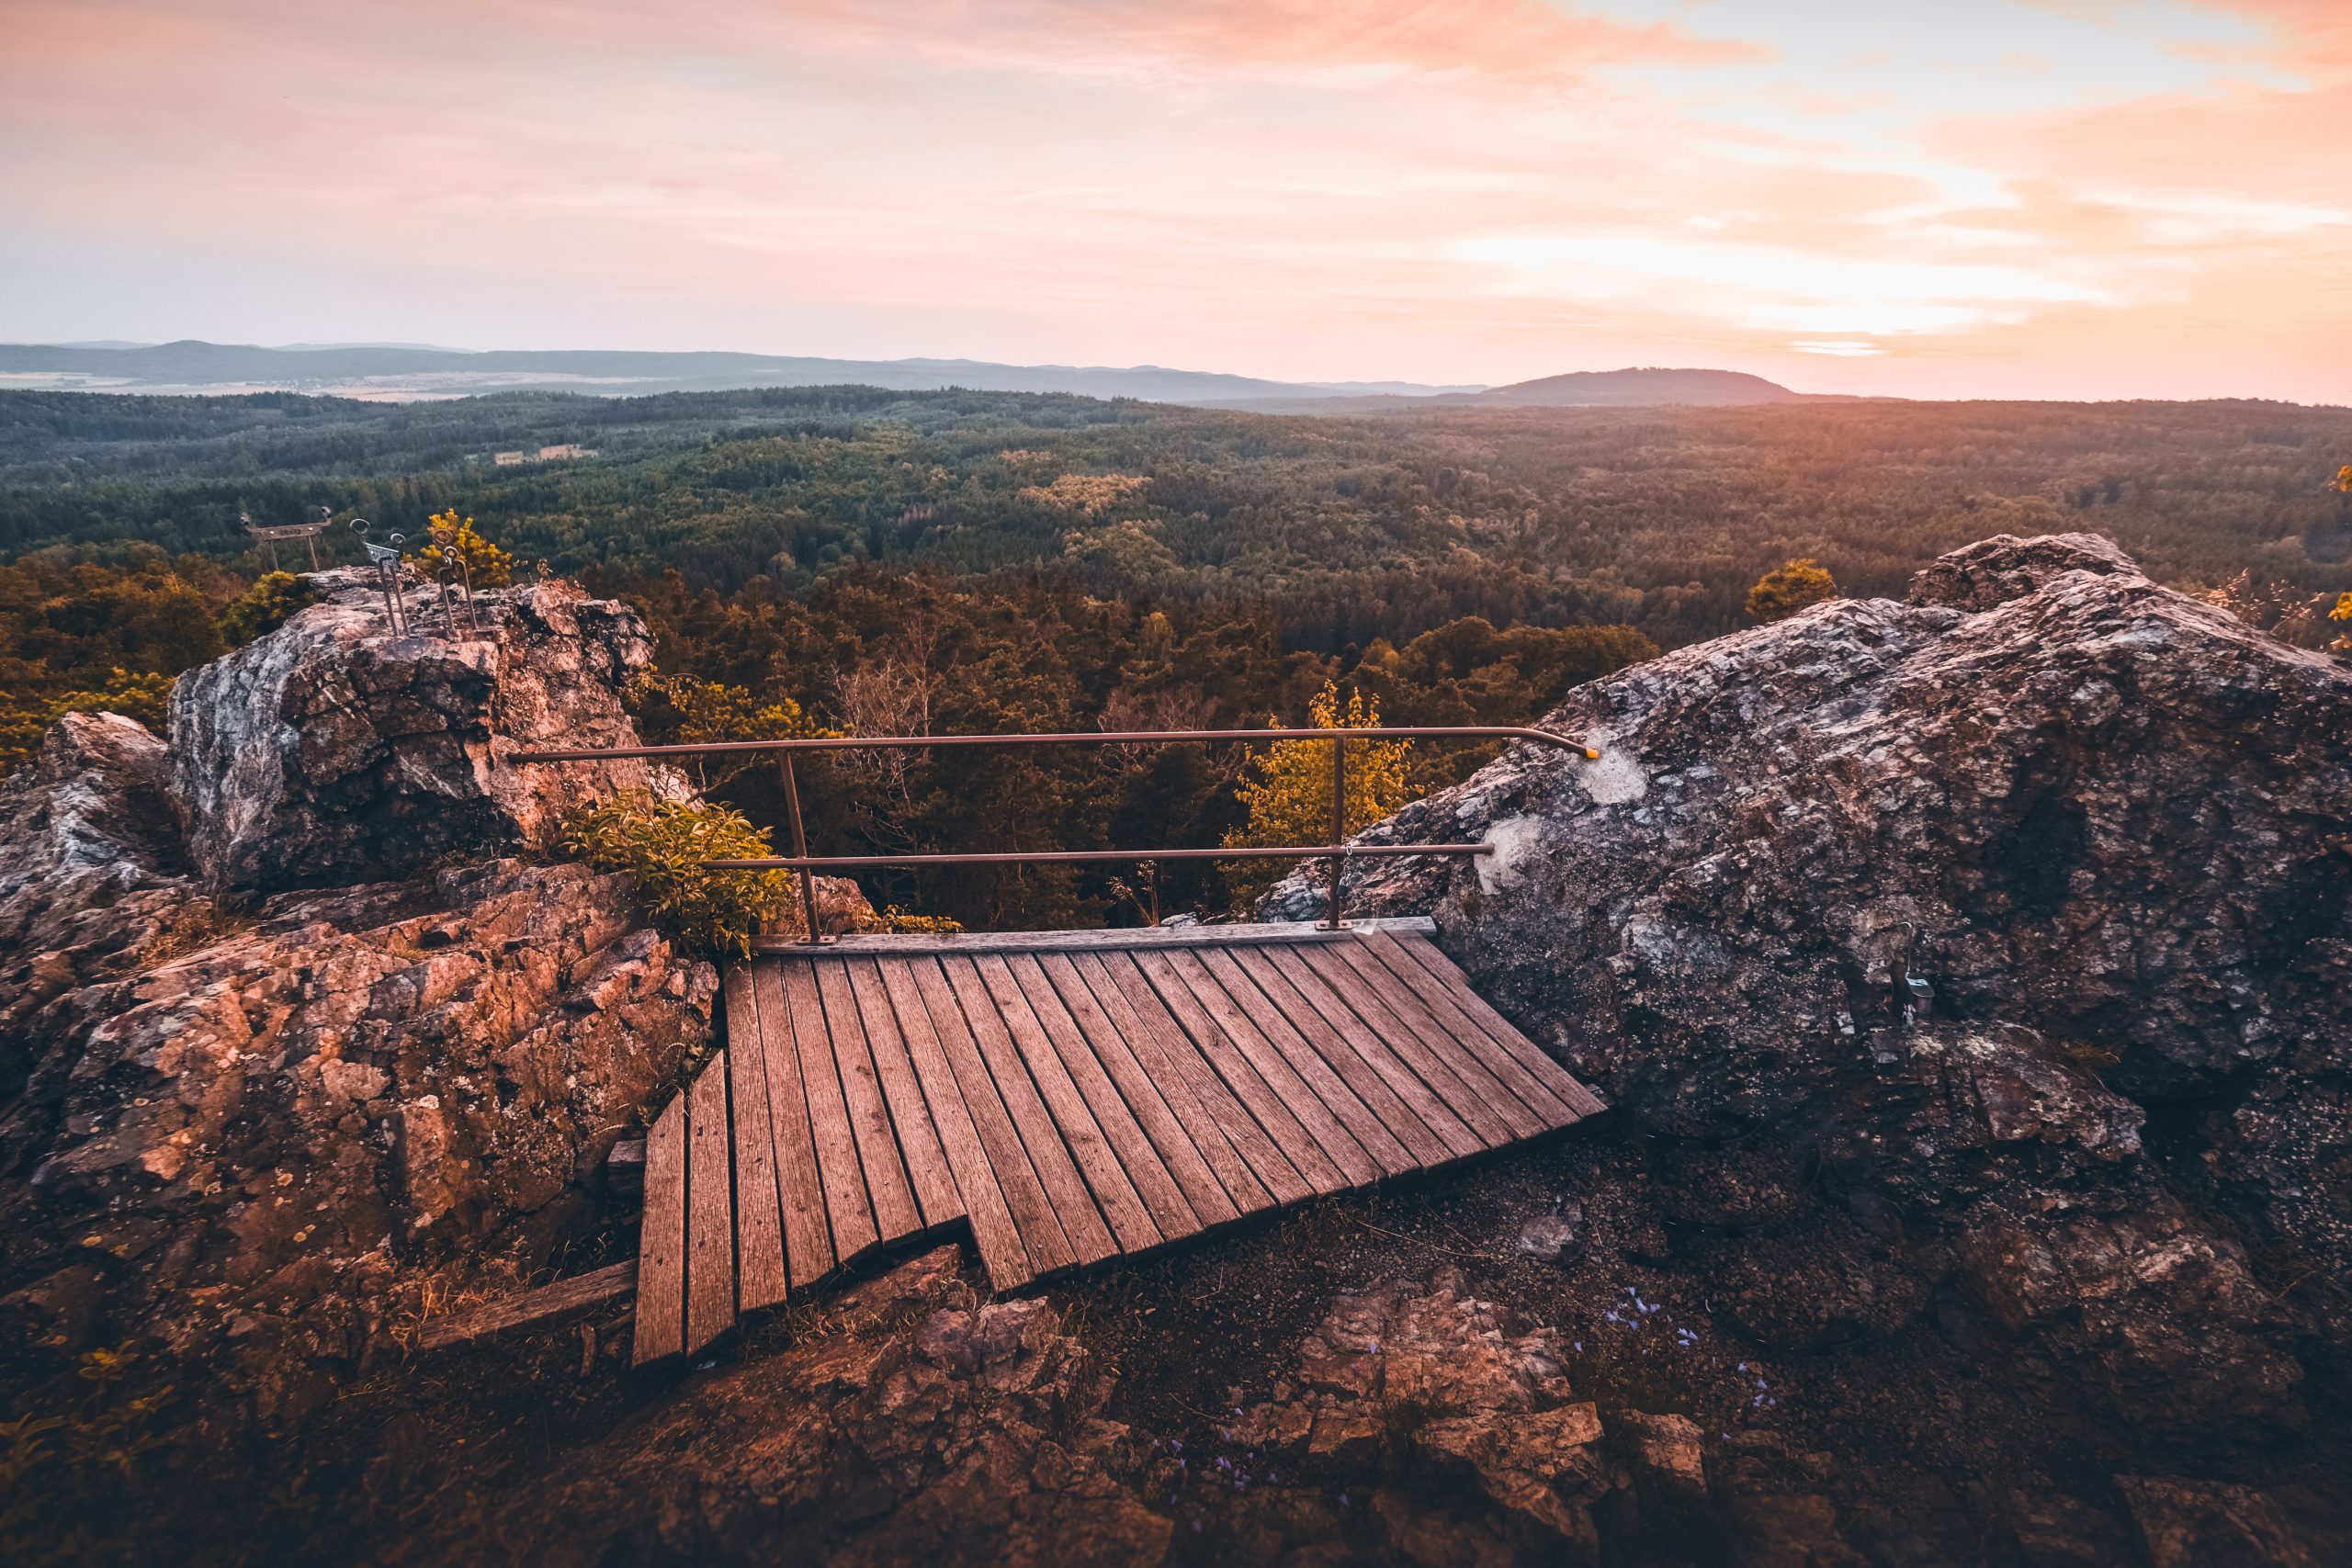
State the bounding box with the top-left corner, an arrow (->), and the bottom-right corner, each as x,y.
559,790 -> 799,957
409,509 -> 514,588
1745,558 -> 1840,624
216,570 -> 322,646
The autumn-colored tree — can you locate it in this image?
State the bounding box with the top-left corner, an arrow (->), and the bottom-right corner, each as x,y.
1221,682 -> 1413,910
0,669 -> 177,776
410,510 -> 514,588
217,570 -> 322,647
1745,558 -> 1839,624
632,672 -> 827,790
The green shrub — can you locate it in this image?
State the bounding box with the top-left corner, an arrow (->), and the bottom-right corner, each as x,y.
409,510 -> 514,588
217,570 -> 323,647
560,790 -> 798,957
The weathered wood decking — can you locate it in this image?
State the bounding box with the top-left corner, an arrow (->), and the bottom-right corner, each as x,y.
632,919 -> 1604,1363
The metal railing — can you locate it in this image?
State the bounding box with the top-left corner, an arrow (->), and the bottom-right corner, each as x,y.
507,726 -> 1599,942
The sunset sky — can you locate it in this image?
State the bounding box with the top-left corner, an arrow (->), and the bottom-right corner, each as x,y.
4,0 -> 2347,401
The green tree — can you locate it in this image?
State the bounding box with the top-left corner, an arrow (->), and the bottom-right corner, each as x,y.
1746,558 -> 1839,624
217,571 -> 322,647
1222,682 -> 1413,911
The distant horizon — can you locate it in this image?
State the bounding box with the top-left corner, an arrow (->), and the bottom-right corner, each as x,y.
6,338 -> 2351,409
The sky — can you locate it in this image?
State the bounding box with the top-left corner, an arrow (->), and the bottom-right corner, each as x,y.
3,0 -> 2348,401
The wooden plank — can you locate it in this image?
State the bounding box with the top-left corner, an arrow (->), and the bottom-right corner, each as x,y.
1300,941 -> 1525,1145
1194,945 -> 1419,1177
778,960 -> 880,1263
1159,948 -> 1384,1187
1036,953 -> 1240,1227
1354,931 -> 1580,1127
1385,931 -> 1610,1119
902,959 -> 1069,1282
1273,943 -> 1509,1151
972,954 -> 1163,1253
632,1093 -> 686,1366
753,917 -> 1434,957
417,1260 -> 636,1353
936,956 -> 1117,1266
1067,952 -> 1278,1213
684,1060 -> 737,1354
842,958 -> 966,1230
1229,945 -> 1456,1168
1128,948 -> 1350,1194
812,959 -> 923,1243
722,969 -> 789,1313
1007,953 -> 1202,1241
747,960 -> 835,1288
1324,939 -> 1548,1139
873,957 -> 1034,1288
1092,951 -> 1310,1206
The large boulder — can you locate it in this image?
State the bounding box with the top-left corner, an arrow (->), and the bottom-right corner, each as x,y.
0,570 -> 737,1429
1272,531 -> 2352,1452
0,712 -> 205,1095
172,568 -> 681,893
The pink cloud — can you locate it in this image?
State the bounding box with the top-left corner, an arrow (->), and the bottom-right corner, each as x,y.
0,0 -> 2344,400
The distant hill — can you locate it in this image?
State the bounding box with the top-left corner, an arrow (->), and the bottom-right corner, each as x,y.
1206,366 -> 1824,414
1476,367 -> 1804,407
0,340 -> 1481,406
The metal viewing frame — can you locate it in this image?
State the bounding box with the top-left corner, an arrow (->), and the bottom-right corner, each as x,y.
506,726 -> 1599,942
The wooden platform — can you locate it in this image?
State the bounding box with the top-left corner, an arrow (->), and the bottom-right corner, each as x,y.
631,919 -> 1604,1363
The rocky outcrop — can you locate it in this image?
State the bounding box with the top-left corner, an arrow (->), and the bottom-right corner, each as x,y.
377,1247 -> 1170,1568
172,568 -> 682,893
1270,533 -> 2352,1459
1225,1270 -> 1623,1558
0,713 -> 206,1094
0,574 -> 734,1429
0,854 -> 716,1426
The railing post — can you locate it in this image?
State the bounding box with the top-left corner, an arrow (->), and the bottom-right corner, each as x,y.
778,750 -> 830,944
1323,730 -> 1347,931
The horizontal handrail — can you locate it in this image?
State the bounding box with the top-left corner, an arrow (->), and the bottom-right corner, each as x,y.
504,724 -> 1600,763
706,842 -> 1496,871
506,724 -> 1592,940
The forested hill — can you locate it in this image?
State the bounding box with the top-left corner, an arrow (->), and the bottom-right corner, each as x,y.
4,383 -> 2346,927
3,386 -> 2345,653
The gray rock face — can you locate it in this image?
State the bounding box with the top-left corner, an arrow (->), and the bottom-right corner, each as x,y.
1905,528 -> 2139,611
0,713 -> 204,1094
172,569 -> 680,893
1271,531 -> 2352,1453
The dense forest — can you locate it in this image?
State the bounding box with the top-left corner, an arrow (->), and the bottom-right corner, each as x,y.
4,386 -> 2346,926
